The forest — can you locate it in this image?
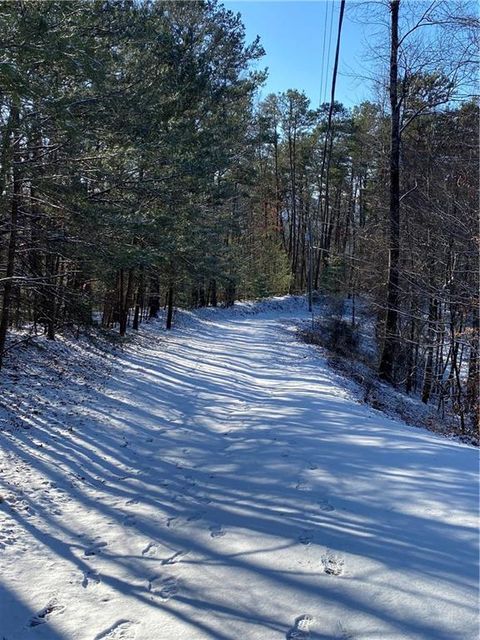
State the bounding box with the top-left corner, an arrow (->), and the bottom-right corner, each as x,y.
0,2 -> 479,639
1,0 -> 477,436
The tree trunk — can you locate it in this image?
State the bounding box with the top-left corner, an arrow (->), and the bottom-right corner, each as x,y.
0,104 -> 20,369
405,316 -> 417,395
379,0 -> 401,384
148,274 -> 160,318
422,297 -> 437,403
44,253 -> 58,340
225,280 -> 236,307
198,284 -> 206,307
467,305 -> 479,428
132,266 -> 144,331
166,283 -> 174,330
209,278 -> 217,307
119,268 -> 134,337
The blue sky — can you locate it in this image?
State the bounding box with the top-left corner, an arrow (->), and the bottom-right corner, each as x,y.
223,0 -> 380,108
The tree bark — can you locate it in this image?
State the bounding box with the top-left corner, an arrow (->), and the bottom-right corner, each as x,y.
148,274 -> 160,318
467,305 -> 479,428
422,298 -> 437,403
119,268 -> 134,336
0,104 -> 20,369
209,278 -> 217,307
132,266 -> 144,331
166,283 -> 174,330
379,0 -> 401,384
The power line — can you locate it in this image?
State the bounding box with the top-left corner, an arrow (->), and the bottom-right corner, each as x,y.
318,0 -> 346,222
318,0 -> 330,107
307,0 -> 346,313
323,0 -> 336,105
326,0 -> 346,134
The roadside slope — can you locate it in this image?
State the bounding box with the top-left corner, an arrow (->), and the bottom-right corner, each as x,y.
1,304 -> 478,640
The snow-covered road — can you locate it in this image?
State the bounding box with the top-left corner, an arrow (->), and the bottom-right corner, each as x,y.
1,303 -> 478,640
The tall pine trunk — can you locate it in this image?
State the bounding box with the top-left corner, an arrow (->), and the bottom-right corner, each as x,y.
119,268 -> 134,337
0,104 -> 20,369
422,297 -> 437,403
148,274 -> 160,318
467,306 -> 479,428
166,284 -> 174,330
379,0 -> 401,383
132,266 -> 145,331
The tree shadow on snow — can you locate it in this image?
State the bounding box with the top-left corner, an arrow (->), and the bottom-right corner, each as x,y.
0,313 -> 478,639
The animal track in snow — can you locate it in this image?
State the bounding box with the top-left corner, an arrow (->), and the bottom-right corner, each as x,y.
149,576 -> 179,601
286,614 -> 314,639
161,549 -> 189,565
166,516 -> 178,528
94,619 -> 138,639
84,540 -> 108,556
322,551 -> 345,576
336,621 -> 355,639
0,523 -> 17,549
28,598 -> 65,627
186,510 -> 205,523
209,523 -> 226,538
295,481 -> 311,492
82,568 -> 100,588
298,529 -> 314,545
167,508 -> 205,528
317,498 -> 335,512
142,541 -> 158,556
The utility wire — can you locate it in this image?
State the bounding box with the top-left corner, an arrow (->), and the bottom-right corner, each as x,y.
319,0 -> 346,214
307,0 -> 346,313
323,0 -> 336,105
318,0 -> 330,107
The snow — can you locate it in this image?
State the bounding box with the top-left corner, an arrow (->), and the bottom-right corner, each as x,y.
1,298 -> 478,640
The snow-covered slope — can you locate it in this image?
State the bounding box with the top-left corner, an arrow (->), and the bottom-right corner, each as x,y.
1,300 -> 478,640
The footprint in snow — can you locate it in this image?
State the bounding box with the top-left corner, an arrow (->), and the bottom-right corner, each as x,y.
209,523 -> 226,538
317,498 -> 335,512
84,540 -> 108,556
166,510 -> 205,529
186,510 -> 205,523
295,481 -> 310,492
149,576 -> 179,601
142,541 -> 158,557
166,516 -> 178,528
298,529 -> 314,545
28,598 -> 65,627
286,614 -> 314,639
123,515 -> 137,527
82,568 -> 100,588
0,525 -> 17,549
322,551 -> 345,576
336,621 -> 355,639
94,619 -> 138,639
161,549 -> 189,565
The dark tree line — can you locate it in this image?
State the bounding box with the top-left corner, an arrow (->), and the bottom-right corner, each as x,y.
1,0 -> 478,432
0,0 -> 268,352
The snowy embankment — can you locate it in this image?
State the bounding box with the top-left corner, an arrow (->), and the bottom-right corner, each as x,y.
0,297 -> 478,640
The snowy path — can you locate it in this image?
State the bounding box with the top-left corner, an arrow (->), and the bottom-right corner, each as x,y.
1,306 -> 478,640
